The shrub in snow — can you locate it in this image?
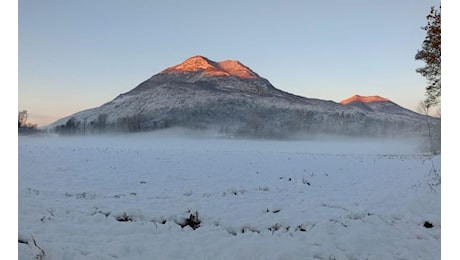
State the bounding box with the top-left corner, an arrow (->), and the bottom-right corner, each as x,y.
115,212 -> 135,222
423,221 -> 434,228
18,235 -> 45,260
176,211 -> 201,230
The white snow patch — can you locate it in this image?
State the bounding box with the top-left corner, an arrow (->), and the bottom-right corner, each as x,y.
18,134 -> 440,259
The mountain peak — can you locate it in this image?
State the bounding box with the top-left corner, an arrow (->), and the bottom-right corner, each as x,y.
161,55 -> 259,79
340,95 -> 390,105
163,55 -> 218,72
217,60 -> 258,79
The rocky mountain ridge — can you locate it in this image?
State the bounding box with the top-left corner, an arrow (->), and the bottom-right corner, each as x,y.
48,56 -> 440,140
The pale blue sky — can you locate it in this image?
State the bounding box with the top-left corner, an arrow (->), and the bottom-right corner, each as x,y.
18,0 -> 440,126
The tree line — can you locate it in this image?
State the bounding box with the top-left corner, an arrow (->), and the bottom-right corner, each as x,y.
18,110 -> 40,135
54,113 -> 147,135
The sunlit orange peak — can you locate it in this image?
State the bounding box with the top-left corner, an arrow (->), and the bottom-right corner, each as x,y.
161,56 -> 216,72
161,55 -> 259,79
217,60 -> 258,79
340,95 -> 390,105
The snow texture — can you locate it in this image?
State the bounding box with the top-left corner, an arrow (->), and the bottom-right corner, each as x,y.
19,133 -> 440,259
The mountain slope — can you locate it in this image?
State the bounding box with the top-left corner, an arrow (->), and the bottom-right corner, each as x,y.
48,56 -> 440,139
340,94 -> 425,117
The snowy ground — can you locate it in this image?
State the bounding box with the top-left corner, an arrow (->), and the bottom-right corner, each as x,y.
18,133 -> 440,259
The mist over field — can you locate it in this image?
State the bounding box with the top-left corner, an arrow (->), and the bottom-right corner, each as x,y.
39,128 -> 428,153
18,132 -> 440,259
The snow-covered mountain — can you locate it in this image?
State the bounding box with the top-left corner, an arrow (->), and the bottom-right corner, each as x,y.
48,55 -> 440,138
339,94 -> 425,117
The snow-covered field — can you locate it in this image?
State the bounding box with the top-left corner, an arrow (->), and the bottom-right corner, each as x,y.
18,133 -> 440,259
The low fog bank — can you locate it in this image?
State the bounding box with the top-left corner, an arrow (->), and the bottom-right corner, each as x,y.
19,127 -> 430,155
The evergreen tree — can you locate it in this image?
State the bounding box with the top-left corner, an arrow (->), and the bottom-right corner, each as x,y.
415,5 -> 441,107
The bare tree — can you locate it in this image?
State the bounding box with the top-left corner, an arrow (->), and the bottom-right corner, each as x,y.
18,110 -> 40,134
416,100 -> 439,154
97,113 -> 108,130
18,110 -> 28,128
